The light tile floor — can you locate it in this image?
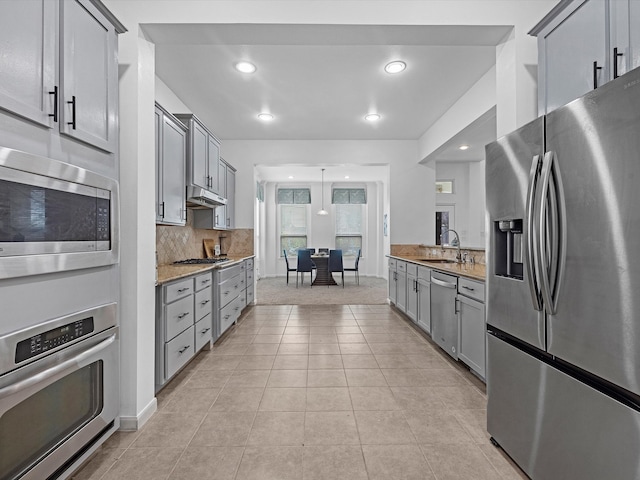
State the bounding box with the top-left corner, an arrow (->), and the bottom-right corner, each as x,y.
72,304 -> 527,480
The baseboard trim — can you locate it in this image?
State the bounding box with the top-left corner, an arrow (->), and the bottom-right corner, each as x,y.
118,397 -> 157,431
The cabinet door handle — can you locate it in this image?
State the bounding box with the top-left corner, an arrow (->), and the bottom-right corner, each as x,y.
200,327 -> 211,335
177,312 -> 189,319
159,202 -> 165,218
177,287 -> 190,293
67,95 -> 76,129
178,345 -> 190,355
200,299 -> 210,305
593,61 -> 602,89
48,86 -> 58,122
462,285 -> 475,291
613,47 -> 624,79
455,298 -> 460,315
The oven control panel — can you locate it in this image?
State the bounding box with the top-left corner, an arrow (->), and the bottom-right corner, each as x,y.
15,317 -> 95,363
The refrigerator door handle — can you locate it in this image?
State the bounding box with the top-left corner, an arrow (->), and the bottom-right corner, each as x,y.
537,151 -> 566,315
526,155 -> 543,311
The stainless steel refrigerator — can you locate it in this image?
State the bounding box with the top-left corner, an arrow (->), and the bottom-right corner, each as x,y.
485,66 -> 640,480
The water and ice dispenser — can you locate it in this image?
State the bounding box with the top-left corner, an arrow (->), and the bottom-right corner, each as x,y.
493,219 -> 523,280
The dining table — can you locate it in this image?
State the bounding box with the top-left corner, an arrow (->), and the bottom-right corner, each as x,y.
311,254 -> 337,286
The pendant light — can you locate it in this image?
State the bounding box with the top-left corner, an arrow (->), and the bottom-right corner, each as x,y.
317,168 -> 329,216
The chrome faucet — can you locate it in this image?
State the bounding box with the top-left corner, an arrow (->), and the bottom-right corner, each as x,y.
441,229 -> 462,263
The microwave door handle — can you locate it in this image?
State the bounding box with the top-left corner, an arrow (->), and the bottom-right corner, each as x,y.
526,155 -> 543,311
537,151 -> 557,315
0,334 -> 116,400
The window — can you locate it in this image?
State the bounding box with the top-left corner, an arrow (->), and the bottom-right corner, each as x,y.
332,187 -> 366,204
335,204 -> 363,256
435,180 -> 454,194
280,204 -> 307,255
277,188 -> 311,204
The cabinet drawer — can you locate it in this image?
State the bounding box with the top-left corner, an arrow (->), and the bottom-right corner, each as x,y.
217,264 -> 242,283
418,265 -> 431,281
165,325 -> 195,379
397,261 -> 407,273
195,286 -> 213,321
220,296 -> 242,337
246,285 -> 255,305
246,267 -> 254,284
406,263 -> 418,276
195,272 -> 213,291
195,314 -> 212,351
239,289 -> 247,309
165,295 -> 194,341
388,258 -> 397,271
245,258 -> 254,270
218,274 -> 241,307
458,278 -> 485,302
165,278 -> 193,304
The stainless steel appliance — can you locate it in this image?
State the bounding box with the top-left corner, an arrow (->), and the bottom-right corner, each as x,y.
0,303 -> 119,480
430,271 -> 458,359
485,67 -> 640,479
0,147 -> 119,279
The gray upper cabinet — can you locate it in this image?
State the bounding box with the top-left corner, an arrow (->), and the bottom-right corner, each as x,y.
532,0 -> 640,114
0,0 -> 124,152
0,1 -> 57,127
175,114 -> 221,195
155,103 -> 186,225
215,160 -> 228,229
225,164 -> 236,229
193,158 -> 237,230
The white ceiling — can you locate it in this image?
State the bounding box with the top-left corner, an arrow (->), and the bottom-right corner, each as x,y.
147,23 -> 506,181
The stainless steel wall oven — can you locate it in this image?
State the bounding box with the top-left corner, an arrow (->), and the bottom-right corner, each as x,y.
0,303 -> 119,480
0,147 -> 119,279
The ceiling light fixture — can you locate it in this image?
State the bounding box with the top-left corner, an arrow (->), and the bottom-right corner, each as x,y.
384,60 -> 406,74
288,175 -> 294,179
235,61 -> 257,73
317,168 -> 329,216
257,113 -> 274,121
459,144 -> 470,150
344,175 -> 350,179
365,113 -> 381,122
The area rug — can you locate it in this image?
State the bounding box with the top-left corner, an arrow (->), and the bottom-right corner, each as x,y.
255,276 -> 388,305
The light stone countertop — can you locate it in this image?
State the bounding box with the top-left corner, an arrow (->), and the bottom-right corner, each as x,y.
156,255 -> 255,285
388,254 -> 486,281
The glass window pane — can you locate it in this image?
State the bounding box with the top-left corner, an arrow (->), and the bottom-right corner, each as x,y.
336,236 -> 362,257
332,188 -> 350,204
278,189 -> 294,204
281,205 -> 307,235
349,188 -> 366,204
436,181 -> 454,194
336,204 -> 362,234
293,189 -> 311,204
281,236 -> 307,256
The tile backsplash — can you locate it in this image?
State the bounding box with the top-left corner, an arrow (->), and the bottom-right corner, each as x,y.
390,244 -> 485,264
156,216 -> 254,265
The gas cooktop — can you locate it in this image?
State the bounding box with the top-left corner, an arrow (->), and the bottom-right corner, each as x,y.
173,258 -> 230,265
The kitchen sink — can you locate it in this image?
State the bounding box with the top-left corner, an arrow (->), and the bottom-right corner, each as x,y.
416,258 -> 458,263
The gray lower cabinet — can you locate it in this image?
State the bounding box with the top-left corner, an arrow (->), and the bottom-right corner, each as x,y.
155,103 -> 186,225
395,261 -> 408,312
416,266 -> 431,334
406,263 -> 418,322
388,258 -> 397,304
214,263 -> 243,341
430,271 -> 459,360
156,271 -> 213,392
0,0 -> 124,152
457,277 -> 486,379
244,258 -> 255,307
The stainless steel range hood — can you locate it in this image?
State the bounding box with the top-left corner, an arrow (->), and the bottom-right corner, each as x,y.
186,185 -> 227,208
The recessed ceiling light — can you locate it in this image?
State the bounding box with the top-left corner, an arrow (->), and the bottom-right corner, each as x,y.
288,175 -> 294,179
384,61 -> 406,74
459,144 -> 470,150
365,113 -> 381,122
258,113 -> 274,121
235,61 -> 256,73
344,175 -> 350,179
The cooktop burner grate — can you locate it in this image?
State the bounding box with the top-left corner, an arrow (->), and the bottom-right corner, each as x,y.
173,258 -> 230,265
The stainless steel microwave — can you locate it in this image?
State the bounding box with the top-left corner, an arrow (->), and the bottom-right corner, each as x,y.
0,147 -> 119,279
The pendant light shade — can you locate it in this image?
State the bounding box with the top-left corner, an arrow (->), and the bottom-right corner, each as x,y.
317,168 -> 329,216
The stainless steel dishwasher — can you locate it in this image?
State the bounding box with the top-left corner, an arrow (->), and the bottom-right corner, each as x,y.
430,271 -> 458,359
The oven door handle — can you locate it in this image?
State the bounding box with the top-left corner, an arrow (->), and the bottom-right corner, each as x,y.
0,334 -> 116,399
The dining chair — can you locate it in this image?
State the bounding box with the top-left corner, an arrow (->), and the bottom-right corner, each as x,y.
344,249 -> 361,285
318,248 -> 329,254
329,249 -> 344,288
283,250 -> 297,285
296,249 -> 315,287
